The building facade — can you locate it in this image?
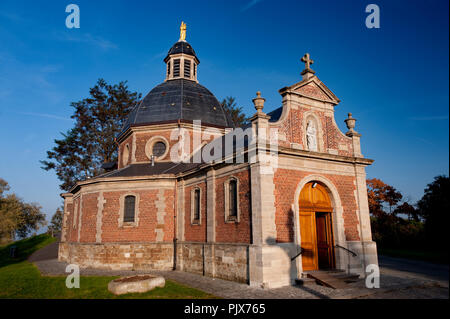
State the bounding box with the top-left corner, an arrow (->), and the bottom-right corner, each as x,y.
59,27 -> 378,289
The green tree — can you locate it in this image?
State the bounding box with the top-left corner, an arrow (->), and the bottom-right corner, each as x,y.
393,202 -> 419,221
367,178 -> 425,249
417,175 -> 449,249
48,207 -> 63,235
41,79 -> 142,191
0,178 -> 9,197
0,178 -> 46,241
220,96 -> 248,127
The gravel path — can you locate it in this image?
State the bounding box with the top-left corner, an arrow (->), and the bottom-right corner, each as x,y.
29,243 -> 449,299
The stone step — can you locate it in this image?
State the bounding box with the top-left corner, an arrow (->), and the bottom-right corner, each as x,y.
331,273 -> 360,282
305,270 -> 361,289
307,269 -> 346,275
295,277 -> 317,286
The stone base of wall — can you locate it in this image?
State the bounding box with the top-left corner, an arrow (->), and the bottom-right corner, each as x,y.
58,242 -> 174,271
176,242 -> 249,283
249,243 -> 299,289
345,240 -> 379,277
58,241 -> 250,283
58,240 -> 376,285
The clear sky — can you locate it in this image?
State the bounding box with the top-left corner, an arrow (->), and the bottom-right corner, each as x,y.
0,0 -> 448,223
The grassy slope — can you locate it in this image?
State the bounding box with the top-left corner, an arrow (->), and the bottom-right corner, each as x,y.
0,235 -> 216,299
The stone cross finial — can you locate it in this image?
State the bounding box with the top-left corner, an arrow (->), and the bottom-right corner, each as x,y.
252,91 -> 266,114
301,53 -> 314,69
301,53 -> 316,79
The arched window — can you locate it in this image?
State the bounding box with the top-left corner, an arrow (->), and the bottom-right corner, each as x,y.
193,188 -> 200,221
124,195 -> 136,222
229,179 -> 238,218
224,177 -> 240,223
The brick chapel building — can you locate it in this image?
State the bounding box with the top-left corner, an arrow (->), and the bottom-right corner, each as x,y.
59,25 -> 378,288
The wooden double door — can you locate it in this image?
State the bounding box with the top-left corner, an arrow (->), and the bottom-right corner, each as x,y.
299,182 -> 335,271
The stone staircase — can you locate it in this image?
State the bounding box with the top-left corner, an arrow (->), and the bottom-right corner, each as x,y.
296,269 -> 360,289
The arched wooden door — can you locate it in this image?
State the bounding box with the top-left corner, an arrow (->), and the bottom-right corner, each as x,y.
299,182 -> 335,271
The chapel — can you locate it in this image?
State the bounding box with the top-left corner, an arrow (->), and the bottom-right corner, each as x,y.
59,23 -> 378,288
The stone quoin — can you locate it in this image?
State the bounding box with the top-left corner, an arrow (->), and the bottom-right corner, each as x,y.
59,22 -> 378,289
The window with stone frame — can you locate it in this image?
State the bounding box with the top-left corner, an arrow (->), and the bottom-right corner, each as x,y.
229,179 -> 238,218
152,141 -> 167,158
123,195 -> 136,222
191,187 -> 201,224
193,188 -> 200,221
224,177 -> 239,222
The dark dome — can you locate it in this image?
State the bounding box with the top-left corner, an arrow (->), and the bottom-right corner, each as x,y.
122,79 -> 234,131
164,41 -> 199,62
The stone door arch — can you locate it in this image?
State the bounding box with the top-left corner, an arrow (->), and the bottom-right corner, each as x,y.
292,175 -> 347,274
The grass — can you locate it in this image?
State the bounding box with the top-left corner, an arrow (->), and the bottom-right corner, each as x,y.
378,247 -> 449,264
0,234 -> 217,299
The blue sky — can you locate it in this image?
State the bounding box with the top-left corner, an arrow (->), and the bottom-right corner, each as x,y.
0,0 -> 448,223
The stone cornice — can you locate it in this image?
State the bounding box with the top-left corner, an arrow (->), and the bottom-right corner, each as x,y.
117,120 -> 228,143
277,146 -> 374,165
64,144 -> 373,196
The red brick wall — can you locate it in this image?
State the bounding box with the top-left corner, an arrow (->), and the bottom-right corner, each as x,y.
215,169 -> 251,243
100,189 -> 175,242
134,131 -> 173,162
79,193 -> 98,243
296,83 -> 329,100
184,182 -> 207,242
65,189 -> 175,244
271,105 -> 353,156
162,189 -> 175,242
274,168 -> 360,242
276,108 -> 303,148
118,128 -> 221,166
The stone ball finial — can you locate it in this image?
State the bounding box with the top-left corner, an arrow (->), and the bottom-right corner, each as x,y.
252,91 -> 266,113
344,112 -> 357,134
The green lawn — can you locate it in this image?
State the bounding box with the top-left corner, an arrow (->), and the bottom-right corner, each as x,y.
378,247 -> 449,264
0,235 -> 216,299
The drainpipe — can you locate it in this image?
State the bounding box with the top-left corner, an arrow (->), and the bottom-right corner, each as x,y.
173,178 -> 178,270
172,119 -> 183,271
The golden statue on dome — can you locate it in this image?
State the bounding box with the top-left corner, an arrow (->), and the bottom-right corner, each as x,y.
179,21 -> 187,41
